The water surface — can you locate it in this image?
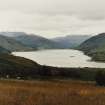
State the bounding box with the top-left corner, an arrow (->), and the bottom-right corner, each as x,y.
13,49 -> 105,68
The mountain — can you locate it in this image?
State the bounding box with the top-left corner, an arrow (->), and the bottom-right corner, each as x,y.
0,32 -> 91,49
0,32 -> 64,49
0,35 -> 32,52
52,35 -> 91,48
12,33 -> 63,49
0,32 -> 27,37
0,47 -> 10,53
78,33 -> 105,61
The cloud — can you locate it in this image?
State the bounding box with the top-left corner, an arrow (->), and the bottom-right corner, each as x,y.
0,0 -> 105,37
0,0 -> 105,20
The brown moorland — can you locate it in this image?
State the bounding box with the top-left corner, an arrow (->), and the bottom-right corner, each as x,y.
0,79 -> 104,105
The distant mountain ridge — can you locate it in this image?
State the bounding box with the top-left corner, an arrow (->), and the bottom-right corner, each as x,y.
52,35 -> 91,48
0,32 -> 92,52
0,32 -> 27,37
13,34 -> 64,49
78,33 -> 105,61
0,32 -> 63,49
0,35 -> 32,52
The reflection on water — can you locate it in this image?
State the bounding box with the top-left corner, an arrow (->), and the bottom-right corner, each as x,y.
13,49 -> 105,68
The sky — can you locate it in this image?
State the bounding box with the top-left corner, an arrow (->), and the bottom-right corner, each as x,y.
0,0 -> 105,38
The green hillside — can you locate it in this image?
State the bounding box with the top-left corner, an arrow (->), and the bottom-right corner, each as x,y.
78,33 -> 105,61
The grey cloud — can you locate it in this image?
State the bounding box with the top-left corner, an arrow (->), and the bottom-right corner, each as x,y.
0,0 -> 105,20
0,0 -> 104,37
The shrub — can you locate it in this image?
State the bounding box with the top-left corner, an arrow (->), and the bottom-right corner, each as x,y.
95,70 -> 105,86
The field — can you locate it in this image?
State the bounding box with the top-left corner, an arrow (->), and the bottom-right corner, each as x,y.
0,80 -> 104,105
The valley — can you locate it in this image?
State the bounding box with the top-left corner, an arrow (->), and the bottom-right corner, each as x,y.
0,32 -> 104,105
0,0 -> 104,105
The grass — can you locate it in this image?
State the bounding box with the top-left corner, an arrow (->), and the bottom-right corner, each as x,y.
0,79 -> 104,105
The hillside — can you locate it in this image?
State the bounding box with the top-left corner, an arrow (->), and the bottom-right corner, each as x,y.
0,35 -> 33,52
0,32 -> 64,49
13,34 -> 64,49
52,35 -> 91,48
0,47 -> 10,53
1,32 -> 91,49
78,33 -> 105,61
0,54 -> 40,79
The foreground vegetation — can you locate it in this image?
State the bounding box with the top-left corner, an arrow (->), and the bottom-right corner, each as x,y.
0,79 -> 104,105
